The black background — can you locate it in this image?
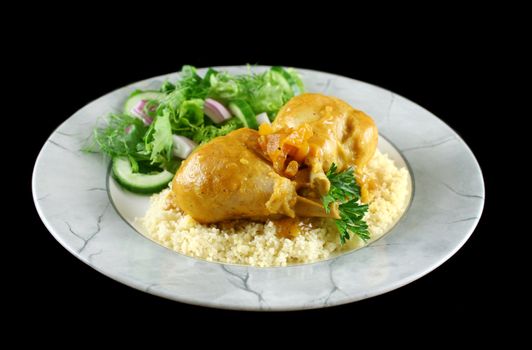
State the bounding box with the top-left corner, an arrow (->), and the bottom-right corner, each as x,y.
16,18 -> 506,337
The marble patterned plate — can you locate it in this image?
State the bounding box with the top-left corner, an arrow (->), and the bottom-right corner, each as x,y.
32,66 -> 485,311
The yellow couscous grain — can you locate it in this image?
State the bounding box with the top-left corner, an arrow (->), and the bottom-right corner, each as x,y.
139,150 -> 410,267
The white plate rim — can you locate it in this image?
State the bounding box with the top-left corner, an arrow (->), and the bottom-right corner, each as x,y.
32,66 -> 485,311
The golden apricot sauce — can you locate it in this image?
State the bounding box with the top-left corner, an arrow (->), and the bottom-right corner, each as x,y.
260,93 -> 378,203
273,217 -> 301,238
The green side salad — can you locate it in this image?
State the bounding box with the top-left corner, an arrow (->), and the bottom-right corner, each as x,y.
88,65 -> 304,194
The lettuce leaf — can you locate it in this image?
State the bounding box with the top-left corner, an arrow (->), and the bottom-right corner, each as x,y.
148,113 -> 173,165
178,99 -> 204,126
192,118 -> 242,144
90,65 -> 305,172
208,72 -> 242,101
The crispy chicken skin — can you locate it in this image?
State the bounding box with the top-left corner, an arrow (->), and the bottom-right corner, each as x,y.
171,93 -> 378,223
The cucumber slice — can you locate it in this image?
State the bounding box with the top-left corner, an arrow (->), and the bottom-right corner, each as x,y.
228,100 -> 258,129
271,66 -> 304,96
124,91 -> 165,116
112,157 -> 174,194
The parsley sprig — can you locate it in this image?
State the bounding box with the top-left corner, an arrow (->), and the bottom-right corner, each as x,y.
322,164 -> 370,244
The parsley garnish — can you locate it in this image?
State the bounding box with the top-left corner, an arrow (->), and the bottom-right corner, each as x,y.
322,163 -> 370,244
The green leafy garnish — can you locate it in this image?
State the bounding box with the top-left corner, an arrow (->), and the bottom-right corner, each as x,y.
192,118 -> 243,144
322,163 -> 359,212
90,113 -> 149,159
322,163 -> 370,244
88,65 -> 305,185
176,99 -> 205,129
147,113 -> 173,164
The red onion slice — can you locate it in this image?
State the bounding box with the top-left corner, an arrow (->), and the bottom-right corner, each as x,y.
131,99 -> 155,125
256,112 -> 271,126
172,135 -> 197,159
204,98 -> 232,124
